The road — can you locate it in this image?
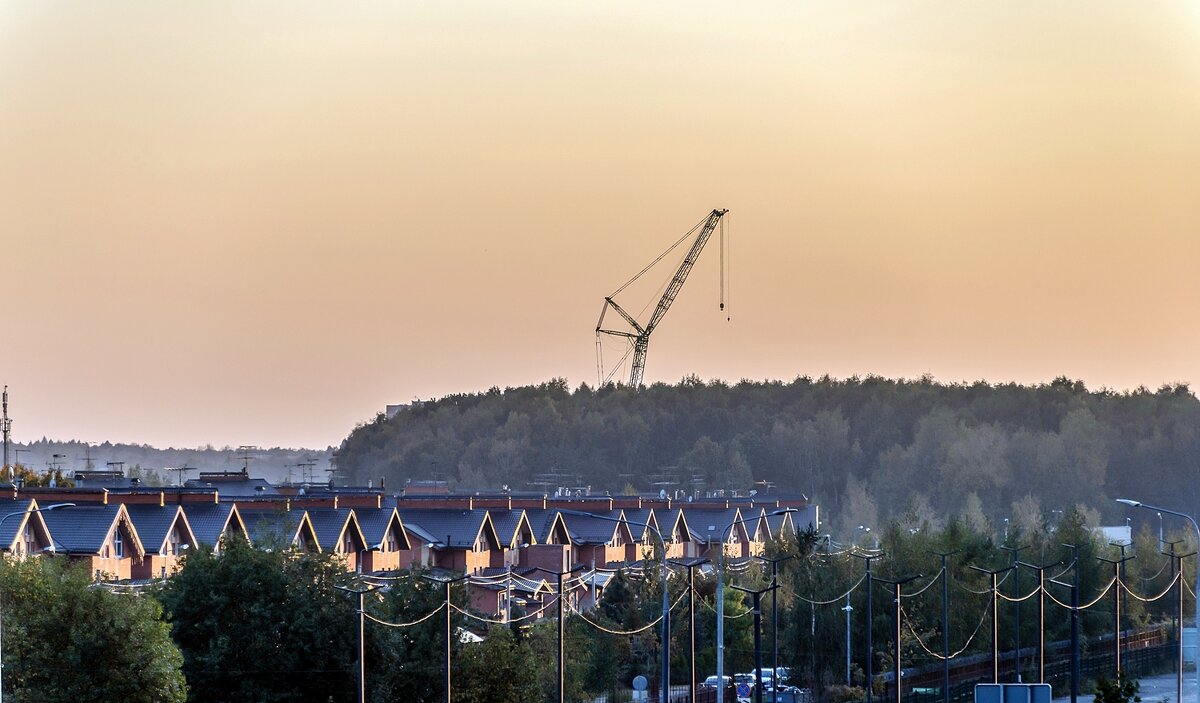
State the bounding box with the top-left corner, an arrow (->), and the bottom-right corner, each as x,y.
1052,671 -> 1195,703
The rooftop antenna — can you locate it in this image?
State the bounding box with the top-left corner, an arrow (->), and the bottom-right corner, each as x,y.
106,461 -> 125,474
165,465 -> 197,487
79,443 -> 96,470
236,446 -> 258,475
50,453 -> 66,472
2,386 -> 11,474
295,457 -> 317,484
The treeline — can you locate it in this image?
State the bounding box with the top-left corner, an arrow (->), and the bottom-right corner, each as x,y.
334,376 -> 1199,526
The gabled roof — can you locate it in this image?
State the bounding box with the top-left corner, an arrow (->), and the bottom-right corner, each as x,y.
42,504 -> 146,558
239,508 -> 318,550
182,503 -> 245,548
305,508 -> 367,553
396,509 -> 500,550
680,508 -> 746,543
617,508 -> 659,541
0,498 -> 39,550
765,511 -> 795,539
560,511 -> 630,546
488,510 -> 537,548
124,504 -> 198,554
522,509 -> 572,545
656,507 -> 691,543
356,507 -> 410,550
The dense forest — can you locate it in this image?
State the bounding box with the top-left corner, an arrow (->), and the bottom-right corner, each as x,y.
335,376 -> 1200,530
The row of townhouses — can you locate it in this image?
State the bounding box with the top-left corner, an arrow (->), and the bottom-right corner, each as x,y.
0,469 -> 817,620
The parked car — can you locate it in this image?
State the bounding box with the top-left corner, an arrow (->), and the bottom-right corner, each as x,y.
703,675 -> 732,689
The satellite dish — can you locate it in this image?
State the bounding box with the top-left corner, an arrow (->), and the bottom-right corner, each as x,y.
658,489 -> 666,499
632,675 -> 649,691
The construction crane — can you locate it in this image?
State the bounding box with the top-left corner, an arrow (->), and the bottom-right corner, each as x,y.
595,208 -> 729,387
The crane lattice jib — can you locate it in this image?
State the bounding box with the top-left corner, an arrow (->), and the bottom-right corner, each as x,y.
642,209 -> 726,336
596,208 -> 728,387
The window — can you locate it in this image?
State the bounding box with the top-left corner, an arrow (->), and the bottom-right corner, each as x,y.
114,530 -> 124,558
22,524 -> 34,555
385,530 -> 397,552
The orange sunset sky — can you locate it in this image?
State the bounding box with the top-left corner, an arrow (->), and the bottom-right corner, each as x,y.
2,2 -> 1198,449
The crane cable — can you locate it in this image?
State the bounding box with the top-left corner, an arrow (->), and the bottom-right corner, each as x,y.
609,215 -> 709,298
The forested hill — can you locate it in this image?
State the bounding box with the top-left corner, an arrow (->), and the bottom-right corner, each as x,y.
334,376 -> 1199,530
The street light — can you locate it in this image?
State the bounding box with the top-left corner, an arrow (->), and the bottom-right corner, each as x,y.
0,502 -> 74,703
710,508 -> 796,703
1115,498 -> 1200,703
559,510 -> 672,703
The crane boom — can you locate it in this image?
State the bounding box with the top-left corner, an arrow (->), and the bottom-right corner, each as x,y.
595,208 -> 728,387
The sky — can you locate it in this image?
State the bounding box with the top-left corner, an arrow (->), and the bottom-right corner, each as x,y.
1,2 -> 1198,449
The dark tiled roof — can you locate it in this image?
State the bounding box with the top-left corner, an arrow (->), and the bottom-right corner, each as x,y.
42,505 -> 139,556
239,508 -> 304,546
124,505 -> 190,553
521,509 -> 567,544
619,509 -> 657,540
396,509 -> 493,549
305,508 -> 364,551
791,505 -> 819,532
0,499 -> 36,548
182,503 -> 238,547
679,508 -> 743,542
560,512 -> 621,545
488,510 -> 532,547
356,507 -> 407,549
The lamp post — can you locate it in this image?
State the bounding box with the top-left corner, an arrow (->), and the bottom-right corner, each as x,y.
335,583 -> 382,703
710,508 -> 796,703
0,502 -> 74,703
1116,498 -> 1200,702
421,572 -> 470,703
560,510 -> 673,703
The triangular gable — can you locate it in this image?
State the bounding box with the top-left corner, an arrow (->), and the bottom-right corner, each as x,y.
111,504 -> 147,560
666,510 -> 691,544
387,509 -> 411,550
542,511 -> 571,545
336,511 -> 368,553
160,506 -> 198,554
610,513 -> 635,546
475,512 -> 501,552
224,504 -> 248,545
511,510 -> 536,548
293,512 -> 319,552
1,499 -> 53,554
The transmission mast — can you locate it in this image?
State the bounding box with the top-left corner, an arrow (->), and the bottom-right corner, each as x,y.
595,209 -> 729,387
2,386 -> 10,474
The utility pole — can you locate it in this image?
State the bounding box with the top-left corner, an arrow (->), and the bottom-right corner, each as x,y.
335,584 -> 381,703
670,558 -> 710,703
1098,549 -> 1135,676
930,550 -> 959,703
873,575 -> 920,703
1016,560 -> 1058,683
843,593 -> 854,685
731,583 -> 778,703
852,550 -> 884,703
421,573 -> 469,703
756,555 -> 794,686
1000,545 -> 1029,681
969,564 -> 1015,683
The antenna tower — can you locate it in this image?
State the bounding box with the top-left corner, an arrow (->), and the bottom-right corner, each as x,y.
1,386 -> 10,473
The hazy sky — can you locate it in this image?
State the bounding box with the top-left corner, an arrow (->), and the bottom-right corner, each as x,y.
2,2 -> 1198,449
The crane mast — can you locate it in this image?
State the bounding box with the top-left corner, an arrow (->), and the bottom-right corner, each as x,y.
596,208 -> 728,387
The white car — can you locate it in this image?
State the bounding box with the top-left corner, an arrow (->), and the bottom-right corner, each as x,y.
703,675 -> 731,689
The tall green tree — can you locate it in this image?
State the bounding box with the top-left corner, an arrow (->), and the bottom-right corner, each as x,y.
0,557 -> 186,703
157,539 -> 357,703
